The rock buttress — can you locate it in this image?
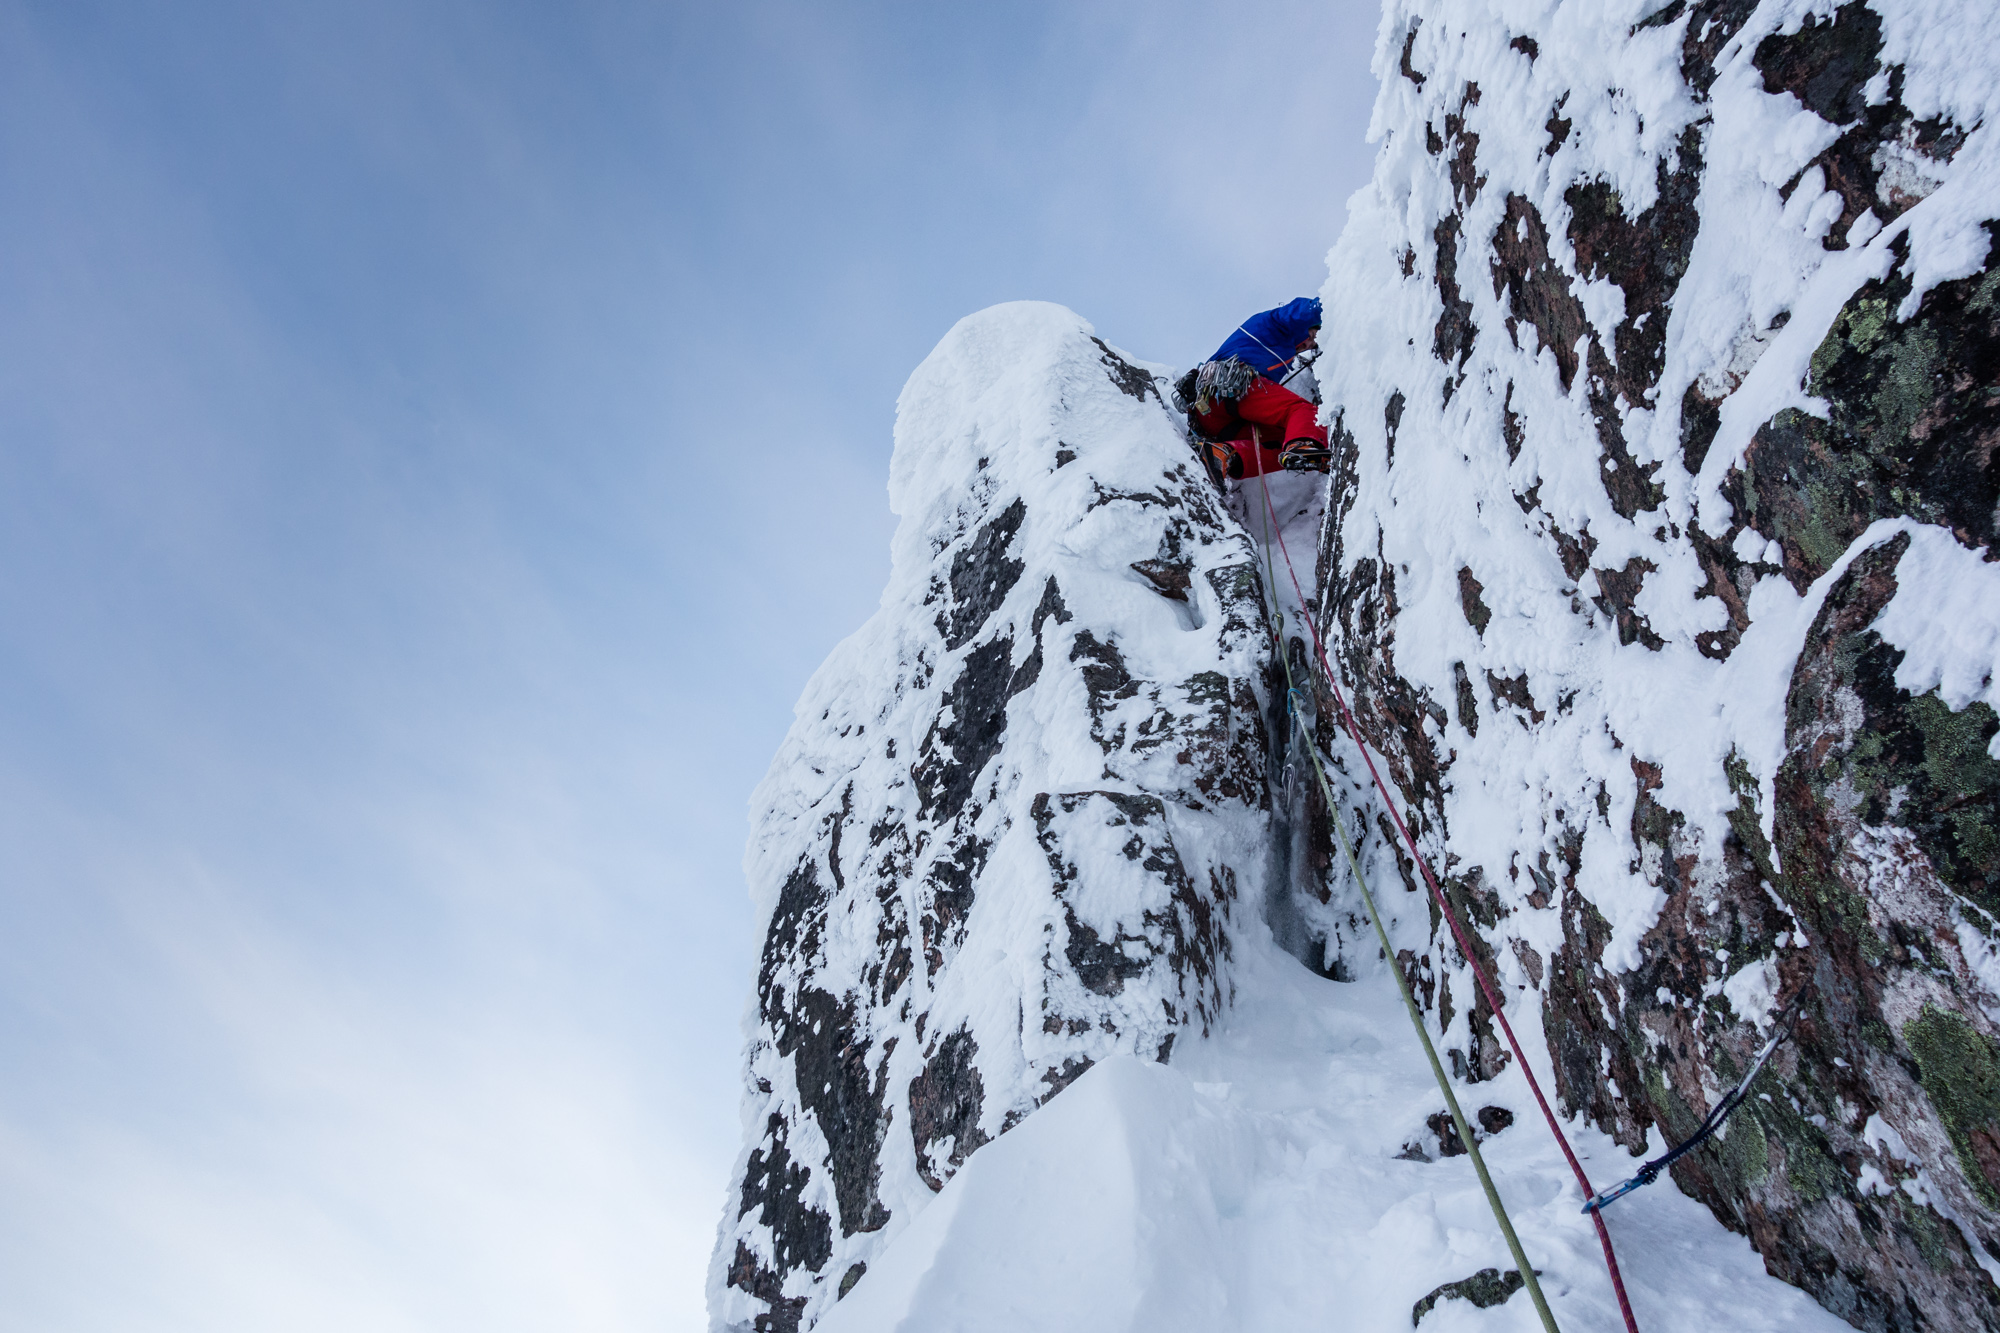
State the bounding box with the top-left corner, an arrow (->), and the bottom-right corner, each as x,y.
1312,3 -> 2000,1325
709,303 -> 1274,1332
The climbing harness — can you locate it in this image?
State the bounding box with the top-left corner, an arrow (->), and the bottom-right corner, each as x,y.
1249,472 -> 1643,1333
1251,476 -> 1562,1333
1582,1001 -> 1801,1215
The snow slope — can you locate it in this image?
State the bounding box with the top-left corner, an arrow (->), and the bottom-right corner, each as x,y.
813,928 -> 1853,1333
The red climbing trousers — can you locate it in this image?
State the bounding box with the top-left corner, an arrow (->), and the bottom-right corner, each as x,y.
1190,377 -> 1327,478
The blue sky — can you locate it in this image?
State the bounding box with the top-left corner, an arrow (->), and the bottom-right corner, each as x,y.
0,2 -> 1378,1327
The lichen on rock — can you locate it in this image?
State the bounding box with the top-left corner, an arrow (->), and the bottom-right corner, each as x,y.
1311,0 -> 2000,1325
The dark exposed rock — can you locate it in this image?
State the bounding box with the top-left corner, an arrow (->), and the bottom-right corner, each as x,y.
738,1115 -> 833,1275
940,498 -> 1026,650
1205,561 -> 1265,642
1754,3 -> 1883,127
914,634 -> 1030,825
1433,216 -> 1475,382
1456,566 -> 1490,636
1635,1 -> 1684,32
1492,194 -> 1589,392
723,305 -> 1273,1331
1593,403 -> 1666,518
1548,521 -> 1594,583
1755,7 -> 1972,251
1565,125 -> 1703,410
1436,869 -> 1516,1085
729,1241 -> 808,1333
782,987 -> 892,1236
1689,521 -> 1755,661
1547,879 -> 1652,1152
1412,1267 -> 1533,1324
1494,123 -> 1703,519
1544,99 -> 1572,155
1130,559 -> 1193,601
1316,8 -> 2000,1329
1452,661 -> 1479,736
1737,240 -> 2000,591
1592,557 -> 1666,651
1032,574 -> 1072,635
1439,539 -> 2000,1327
1399,19 -> 1425,89
1680,379 -> 1723,474
921,836 -> 988,977
1714,536 -> 2000,1326
1443,84 -> 1484,208
1092,337 -> 1159,404
760,857 -> 828,1032
1416,1104 -> 1516,1159
1384,390 -> 1407,470
910,1027 -> 991,1192
1680,0 -> 1761,96
1070,628 -> 1136,728
1038,1055 -> 1095,1103
1485,670 -> 1543,725
1033,789 -> 1232,1033
1064,912 -> 1152,996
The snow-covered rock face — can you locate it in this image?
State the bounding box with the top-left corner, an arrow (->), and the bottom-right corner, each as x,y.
711,303 -> 1275,1332
1313,0 -> 2000,1325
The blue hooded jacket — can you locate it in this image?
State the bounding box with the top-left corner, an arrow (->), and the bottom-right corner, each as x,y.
1210,297 -> 1323,384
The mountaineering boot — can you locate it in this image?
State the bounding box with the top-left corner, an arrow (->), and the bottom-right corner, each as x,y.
1199,440 -> 1244,488
1279,440 -> 1331,473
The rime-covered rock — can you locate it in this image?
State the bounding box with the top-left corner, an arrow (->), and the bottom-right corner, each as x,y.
709,303 -> 1275,1332
1308,0 -> 2000,1325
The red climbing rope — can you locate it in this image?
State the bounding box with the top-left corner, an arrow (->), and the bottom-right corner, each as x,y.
1253,478 -> 1641,1333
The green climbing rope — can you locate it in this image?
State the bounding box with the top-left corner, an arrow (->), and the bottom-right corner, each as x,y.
1251,472 -> 1561,1333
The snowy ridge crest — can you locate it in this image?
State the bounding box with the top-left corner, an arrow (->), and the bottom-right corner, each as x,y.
716,303 -> 1276,1332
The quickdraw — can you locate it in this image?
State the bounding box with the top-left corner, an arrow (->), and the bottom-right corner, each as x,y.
1583,999 -> 1802,1215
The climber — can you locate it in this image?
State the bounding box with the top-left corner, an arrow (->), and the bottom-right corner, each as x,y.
1178,296 -> 1331,486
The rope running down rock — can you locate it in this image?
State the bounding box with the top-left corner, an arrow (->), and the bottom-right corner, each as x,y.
1250,469 -> 1642,1333
1251,471 -> 1562,1333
